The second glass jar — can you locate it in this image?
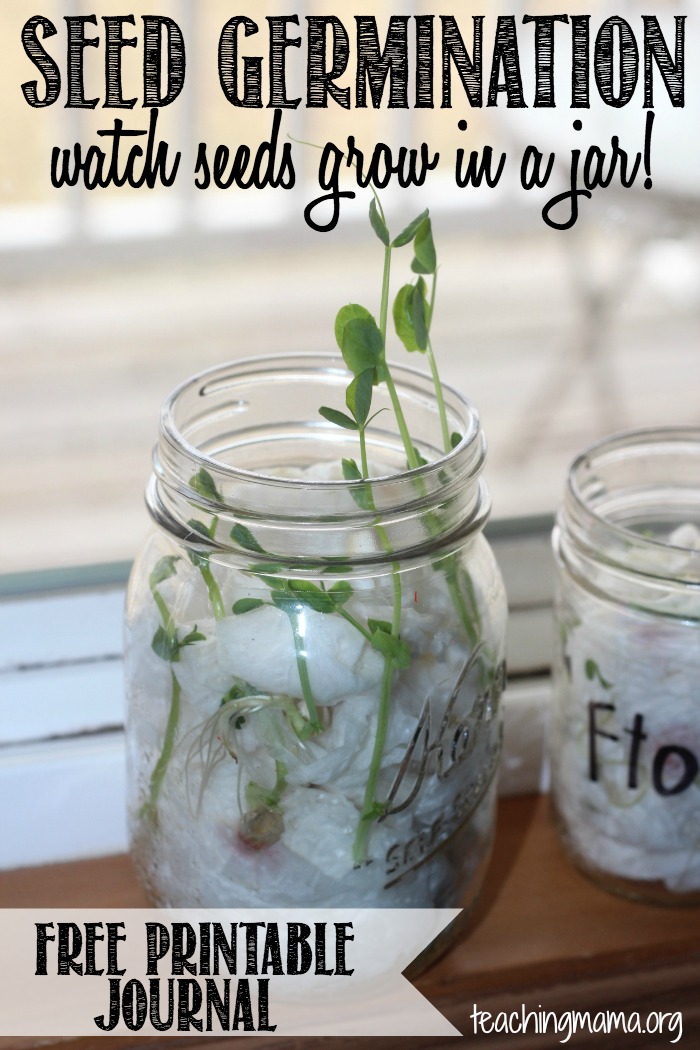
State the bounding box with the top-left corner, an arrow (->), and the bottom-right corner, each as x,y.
551,428 -> 700,905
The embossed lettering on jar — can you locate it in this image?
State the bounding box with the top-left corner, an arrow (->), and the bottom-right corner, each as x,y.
124,356 -> 507,913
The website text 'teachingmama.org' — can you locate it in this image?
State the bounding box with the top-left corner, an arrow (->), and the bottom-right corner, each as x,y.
471,1004 -> 683,1044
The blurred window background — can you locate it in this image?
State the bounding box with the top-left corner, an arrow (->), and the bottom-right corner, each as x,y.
2,0 -> 698,573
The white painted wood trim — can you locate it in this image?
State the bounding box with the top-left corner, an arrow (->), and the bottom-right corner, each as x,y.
0,677 -> 551,871
0,525 -> 555,869
0,733 -> 128,869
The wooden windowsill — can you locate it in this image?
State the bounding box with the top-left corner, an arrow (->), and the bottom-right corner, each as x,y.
1,795 -> 699,1048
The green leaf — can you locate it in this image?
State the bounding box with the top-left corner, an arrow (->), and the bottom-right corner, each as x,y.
187,518 -> 215,566
249,562 -> 280,575
393,281 -> 429,354
287,579 -> 336,613
270,590 -> 294,611
272,584 -> 337,617
369,198 -> 390,246
341,316 -> 384,379
370,626 -> 411,669
287,579 -> 322,597
391,208 -> 429,248
287,707 -> 311,739
221,677 -> 263,704
231,523 -> 265,554
346,369 -> 373,427
334,303 -> 375,352
180,625 -> 206,646
255,572 -> 286,590
450,431 -> 462,449
152,619 -> 204,662
189,468 -> 222,503
341,458 -> 374,512
341,457 -> 362,482
411,283 -> 428,351
585,658 -> 612,689
188,517 -> 215,540
233,598 -> 266,615
393,284 -> 420,353
187,549 -> 209,570
409,445 -> 429,468
149,556 -> 179,591
319,406 -> 358,431
151,624 -> 180,663
411,217 -> 437,275
329,580 -> 353,607
368,617 -> 393,635
248,562 -> 283,590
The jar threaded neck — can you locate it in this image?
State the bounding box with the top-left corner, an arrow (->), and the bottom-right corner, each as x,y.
148,354 -> 491,567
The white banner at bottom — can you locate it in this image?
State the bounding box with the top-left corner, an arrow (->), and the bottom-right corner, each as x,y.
0,908 -> 461,1037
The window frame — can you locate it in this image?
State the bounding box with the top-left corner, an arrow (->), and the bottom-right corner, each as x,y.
0,515 -> 555,870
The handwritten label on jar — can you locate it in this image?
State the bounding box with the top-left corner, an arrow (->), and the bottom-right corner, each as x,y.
588,702 -> 700,797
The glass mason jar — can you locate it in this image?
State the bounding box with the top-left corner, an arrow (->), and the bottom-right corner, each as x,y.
551,428 -> 700,905
124,355 -> 507,916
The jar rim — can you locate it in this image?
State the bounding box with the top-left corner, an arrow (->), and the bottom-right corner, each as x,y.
150,353 -> 491,566
564,426 -> 700,585
159,352 -> 483,490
